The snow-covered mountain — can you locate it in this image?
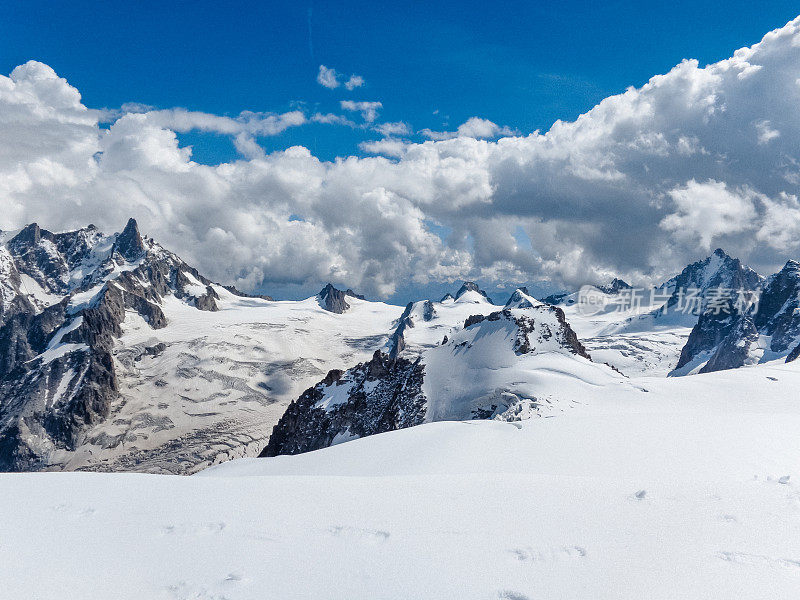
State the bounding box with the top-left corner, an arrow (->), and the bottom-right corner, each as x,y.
549,249 -> 765,377
675,259 -> 800,374
0,220 -> 402,473
3,223 -> 800,473
262,300 -> 625,456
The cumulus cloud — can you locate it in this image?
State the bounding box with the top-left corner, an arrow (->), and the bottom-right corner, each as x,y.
659,180 -> 758,250
375,121 -> 411,137
344,74 -> 365,90
359,138 -> 408,158
340,100 -> 382,123
317,65 -> 365,90
421,117 -> 515,140
316,65 -> 340,89
5,16 -> 800,298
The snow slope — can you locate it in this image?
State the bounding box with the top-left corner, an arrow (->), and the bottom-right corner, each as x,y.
73,291 -> 402,473
3,359 -> 800,600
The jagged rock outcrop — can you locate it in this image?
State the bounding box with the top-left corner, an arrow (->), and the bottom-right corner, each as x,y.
261,350 -> 426,456
663,249 -> 763,315
598,278 -> 632,295
504,287 -> 542,309
318,283 -> 365,313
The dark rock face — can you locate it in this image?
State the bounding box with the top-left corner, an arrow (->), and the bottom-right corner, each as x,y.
676,310 -> 739,370
113,218 -> 146,262
0,218 -> 240,471
505,287 -> 536,309
261,350 -> 426,457
318,283 -> 363,313
700,317 -> 759,373
754,261 -> 800,353
541,292 -> 570,305
386,300 -> 437,361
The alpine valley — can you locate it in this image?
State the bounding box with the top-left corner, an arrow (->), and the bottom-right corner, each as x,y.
2,220 -> 800,473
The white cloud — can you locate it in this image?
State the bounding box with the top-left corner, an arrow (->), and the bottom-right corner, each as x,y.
340,100 -> 382,123
317,65 -> 366,90
311,112 -> 358,127
375,121 -> 411,137
344,74 -> 365,90
317,65 -> 340,89
4,15 -> 800,296
359,138 -> 408,158
421,117 -> 515,140
755,119 -> 780,144
659,180 -> 758,250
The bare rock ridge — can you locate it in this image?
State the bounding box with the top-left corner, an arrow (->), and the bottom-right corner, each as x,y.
598,278 -> 631,295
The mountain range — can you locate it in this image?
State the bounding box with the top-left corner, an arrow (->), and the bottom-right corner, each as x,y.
2,220 -> 800,472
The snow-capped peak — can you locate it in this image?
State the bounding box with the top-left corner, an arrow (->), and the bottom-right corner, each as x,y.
504,287 -> 543,309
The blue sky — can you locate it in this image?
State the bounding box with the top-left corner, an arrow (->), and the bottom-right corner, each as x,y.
3,0 -> 799,164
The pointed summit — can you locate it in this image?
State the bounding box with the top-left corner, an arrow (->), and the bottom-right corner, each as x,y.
455,281 -> 493,304
114,218 -> 146,261
505,287 -> 542,309
7,223 -> 45,254
318,283 -> 363,313
598,278 -> 632,295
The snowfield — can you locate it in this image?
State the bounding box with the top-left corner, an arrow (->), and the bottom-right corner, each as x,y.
3,359 -> 800,600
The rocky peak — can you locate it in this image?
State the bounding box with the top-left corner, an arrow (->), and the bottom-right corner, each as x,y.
455,281 -> 493,303
318,283 -> 364,313
7,223 -> 48,254
113,218 -> 146,262
598,278 -> 632,295
504,287 -> 541,309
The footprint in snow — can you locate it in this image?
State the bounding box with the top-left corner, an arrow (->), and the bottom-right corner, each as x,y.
328,525 -> 390,542
498,592 -> 531,600
717,551 -> 800,570
510,546 -> 587,562
161,522 -> 226,536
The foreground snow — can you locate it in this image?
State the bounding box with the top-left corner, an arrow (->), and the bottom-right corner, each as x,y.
3,360 -> 800,599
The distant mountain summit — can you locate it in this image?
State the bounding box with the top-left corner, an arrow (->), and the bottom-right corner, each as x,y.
318,283 -> 365,313
454,281 -> 493,304
676,259 -> 800,374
